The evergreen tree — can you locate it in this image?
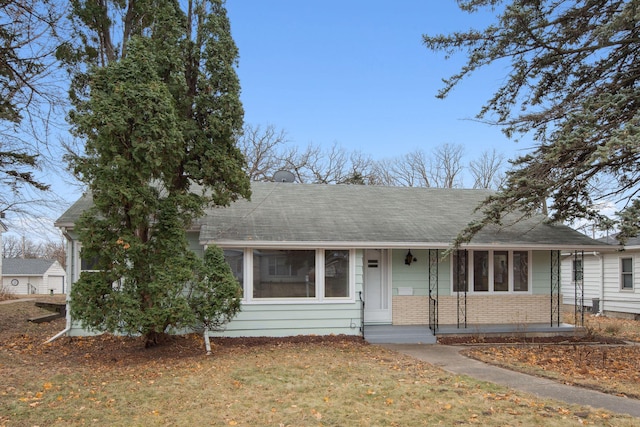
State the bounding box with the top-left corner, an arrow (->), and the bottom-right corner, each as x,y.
65,0 -> 248,346
423,0 -> 640,244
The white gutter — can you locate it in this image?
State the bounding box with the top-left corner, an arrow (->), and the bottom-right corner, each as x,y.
44,297 -> 71,344
45,228 -> 73,343
201,240 -> 618,252
596,251 -> 604,315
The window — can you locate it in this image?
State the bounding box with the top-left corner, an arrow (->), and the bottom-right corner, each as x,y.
621,257 -> 633,290
452,250 -> 468,292
493,251 -> 508,292
253,250 -> 316,298
572,259 -> 583,282
223,249 -> 244,290
268,256 -> 293,276
473,251 -> 489,291
452,250 -> 529,293
324,250 -> 350,298
80,256 -> 100,271
222,248 -> 354,301
512,251 -> 529,292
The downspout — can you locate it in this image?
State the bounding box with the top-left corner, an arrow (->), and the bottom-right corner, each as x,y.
45,228 -> 74,343
595,251 -> 604,315
45,307 -> 71,343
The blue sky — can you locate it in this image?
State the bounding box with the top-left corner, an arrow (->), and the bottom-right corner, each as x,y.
225,0 -> 533,160
7,0 -> 538,242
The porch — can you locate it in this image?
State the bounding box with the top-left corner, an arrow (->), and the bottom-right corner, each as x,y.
363,323 -> 584,344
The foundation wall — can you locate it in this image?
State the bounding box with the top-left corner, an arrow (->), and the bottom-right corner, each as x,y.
393,294 -> 559,325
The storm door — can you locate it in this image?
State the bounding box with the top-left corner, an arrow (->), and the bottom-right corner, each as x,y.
363,249 -> 391,323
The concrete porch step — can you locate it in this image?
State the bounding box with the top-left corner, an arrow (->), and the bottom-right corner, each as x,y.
364,325 -> 437,344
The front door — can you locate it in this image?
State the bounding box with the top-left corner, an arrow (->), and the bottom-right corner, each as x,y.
364,249 -> 391,323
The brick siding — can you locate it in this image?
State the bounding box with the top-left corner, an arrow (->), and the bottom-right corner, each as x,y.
393,294 -> 559,325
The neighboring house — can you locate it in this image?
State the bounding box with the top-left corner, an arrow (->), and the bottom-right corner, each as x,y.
1,258 -> 67,295
56,182 -> 610,342
0,221 -> 6,287
562,235 -> 639,319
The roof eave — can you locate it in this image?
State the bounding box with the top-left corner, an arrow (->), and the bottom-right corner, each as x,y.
202,240 -> 618,251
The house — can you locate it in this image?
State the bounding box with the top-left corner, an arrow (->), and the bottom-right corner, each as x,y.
1,258 -> 67,295
56,182 -> 611,342
562,234 -> 638,319
0,221 -> 6,288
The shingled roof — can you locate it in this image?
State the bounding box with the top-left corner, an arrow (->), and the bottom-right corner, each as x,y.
56,182 -> 612,250
200,182 -> 607,249
598,233 -> 640,248
2,258 -> 58,276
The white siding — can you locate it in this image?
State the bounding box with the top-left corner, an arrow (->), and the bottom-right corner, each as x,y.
601,251 -> 640,315
2,276 -> 42,294
1,261 -> 67,295
561,253 -> 602,308
563,250 -> 640,316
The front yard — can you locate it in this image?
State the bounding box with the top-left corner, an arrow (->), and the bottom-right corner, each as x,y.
0,298 -> 638,426
463,314 -> 640,399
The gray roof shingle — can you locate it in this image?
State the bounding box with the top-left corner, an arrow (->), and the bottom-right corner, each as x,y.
2,258 -> 57,275
598,234 -> 640,247
198,182 -> 610,249
55,182 -> 612,250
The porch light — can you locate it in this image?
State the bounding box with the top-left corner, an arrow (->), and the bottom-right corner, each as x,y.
405,250 -> 417,266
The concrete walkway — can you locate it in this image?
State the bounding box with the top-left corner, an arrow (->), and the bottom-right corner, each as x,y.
382,343 -> 640,419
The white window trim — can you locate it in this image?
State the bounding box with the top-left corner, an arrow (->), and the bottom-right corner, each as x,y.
232,248 -> 356,305
450,249 -> 532,294
620,256 -> 634,291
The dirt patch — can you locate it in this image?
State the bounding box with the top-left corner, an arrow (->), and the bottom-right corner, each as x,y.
438,334 -> 627,345
0,299 -> 364,370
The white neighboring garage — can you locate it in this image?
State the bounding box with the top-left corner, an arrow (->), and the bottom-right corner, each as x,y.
1,259 -> 66,295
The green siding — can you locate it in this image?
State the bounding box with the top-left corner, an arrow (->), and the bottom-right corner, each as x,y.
389,249 -> 450,296
532,251 -> 551,294
438,254 -> 452,296
187,231 -> 204,257
209,302 -> 363,337
391,249 -> 429,296
355,249 -> 364,295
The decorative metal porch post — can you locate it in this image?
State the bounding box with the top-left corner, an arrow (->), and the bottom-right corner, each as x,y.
456,250 -> 467,329
550,250 -> 561,327
573,250 -> 585,327
428,249 -> 439,333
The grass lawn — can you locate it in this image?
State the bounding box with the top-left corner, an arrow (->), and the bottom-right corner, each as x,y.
1,299 -> 638,426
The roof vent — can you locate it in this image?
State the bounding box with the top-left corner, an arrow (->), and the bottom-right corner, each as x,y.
273,170 -> 295,183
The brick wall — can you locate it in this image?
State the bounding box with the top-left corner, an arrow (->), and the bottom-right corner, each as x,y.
393,294 -> 559,325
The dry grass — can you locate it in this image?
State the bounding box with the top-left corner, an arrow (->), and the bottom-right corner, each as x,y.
1,300 -> 638,426
465,315 -> 640,401
0,285 -> 16,302
583,315 -> 640,342
466,345 -> 640,399
563,311 -> 640,342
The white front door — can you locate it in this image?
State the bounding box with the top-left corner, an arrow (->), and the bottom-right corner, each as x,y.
364,249 -> 391,323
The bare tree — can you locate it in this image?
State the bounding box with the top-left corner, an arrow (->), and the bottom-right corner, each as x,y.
372,150 -> 429,187
238,124 -> 289,181
430,143 -> 464,188
238,128 -> 500,190
371,158 -> 399,187
1,235 -> 65,266
374,145 -> 463,188
279,143 -> 320,183
344,151 -> 378,185
306,142 -> 347,184
469,149 -> 505,189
